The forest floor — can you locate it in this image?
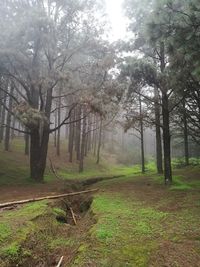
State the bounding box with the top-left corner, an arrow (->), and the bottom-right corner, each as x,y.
0,166 -> 200,267
0,139 -> 200,266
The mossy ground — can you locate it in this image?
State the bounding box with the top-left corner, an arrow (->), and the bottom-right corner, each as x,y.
0,198 -> 93,267
70,172 -> 200,267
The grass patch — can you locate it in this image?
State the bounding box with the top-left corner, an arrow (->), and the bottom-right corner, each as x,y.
170,176 -> 192,190
0,200 -> 79,266
73,193 -> 167,267
0,223 -> 11,242
1,242 -> 21,260
0,201 -> 48,263
170,175 -> 200,190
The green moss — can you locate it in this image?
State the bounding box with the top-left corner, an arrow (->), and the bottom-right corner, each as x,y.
153,173 -> 200,190
3,201 -> 48,221
1,242 -> 20,260
0,201 -> 49,262
52,207 -> 66,217
0,223 -> 11,242
74,193 -> 167,267
170,176 -> 192,191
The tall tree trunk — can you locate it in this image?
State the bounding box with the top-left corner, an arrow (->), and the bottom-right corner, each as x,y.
96,118 -> 103,164
4,84 -> 14,151
11,117 -> 16,139
87,115 -> 92,152
29,84 -> 52,182
154,86 -> 163,174
56,89 -> 61,156
54,107 -> 57,147
162,93 -> 172,184
79,108 -> 86,172
139,95 -> 145,173
69,110 -> 75,162
84,131 -> 88,157
160,42 -> 172,184
183,99 -> 189,165
93,116 -> 97,156
75,107 -> 81,161
0,90 -> 6,142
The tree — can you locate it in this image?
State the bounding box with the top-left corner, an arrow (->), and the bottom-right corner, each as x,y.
0,0 -> 108,181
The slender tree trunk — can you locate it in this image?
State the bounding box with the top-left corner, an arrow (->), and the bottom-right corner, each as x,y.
11,117 -> 16,139
54,107 -> 57,147
154,86 -> 163,174
96,118 -> 103,164
87,115 -> 92,152
0,88 -> 4,141
160,42 -> 172,184
69,110 -> 75,162
0,90 -> 6,142
0,88 -> 2,125
139,95 -> 145,173
93,116 -> 97,156
183,99 -> 189,165
79,108 -> 86,172
75,107 -> 81,160
162,93 -> 172,184
56,89 -> 61,156
5,84 -> 14,151
84,131 -> 88,156
101,129 -> 105,149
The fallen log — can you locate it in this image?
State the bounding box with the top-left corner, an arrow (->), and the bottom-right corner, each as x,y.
0,188 -> 99,209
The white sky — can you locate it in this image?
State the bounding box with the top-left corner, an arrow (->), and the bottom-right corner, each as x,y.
105,0 -> 129,41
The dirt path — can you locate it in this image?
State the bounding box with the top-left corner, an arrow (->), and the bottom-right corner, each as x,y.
0,182 -> 63,203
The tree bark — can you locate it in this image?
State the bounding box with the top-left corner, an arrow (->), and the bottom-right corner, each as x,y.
11,117 -> 16,139
0,90 -> 6,142
96,118 -> 103,164
75,106 -> 81,161
30,126 -> 49,182
160,41 -> 172,184
69,110 -> 75,163
79,108 -> 86,172
139,94 -> 145,173
29,84 -> 52,181
4,84 -> 14,151
154,86 -> 163,174
56,88 -> 61,156
162,93 -> 172,184
54,107 -> 57,147
93,116 -> 97,156
183,99 -> 189,165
